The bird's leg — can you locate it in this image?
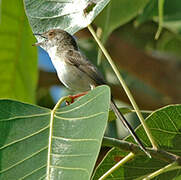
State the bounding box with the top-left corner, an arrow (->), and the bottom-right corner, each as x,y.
66,91 -> 88,105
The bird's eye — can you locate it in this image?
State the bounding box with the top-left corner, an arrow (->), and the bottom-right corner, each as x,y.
48,31 -> 54,37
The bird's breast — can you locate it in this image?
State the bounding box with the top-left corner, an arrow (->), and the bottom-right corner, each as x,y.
47,47 -> 93,92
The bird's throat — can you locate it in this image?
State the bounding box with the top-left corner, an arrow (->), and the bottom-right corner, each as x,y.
47,45 -> 59,59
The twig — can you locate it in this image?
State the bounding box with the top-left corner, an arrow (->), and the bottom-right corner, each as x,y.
103,137 -> 181,164
155,0 -> 164,39
143,162 -> 181,180
87,24 -> 158,149
99,152 -> 135,180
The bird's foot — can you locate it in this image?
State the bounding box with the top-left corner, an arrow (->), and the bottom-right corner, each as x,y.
66,92 -> 88,105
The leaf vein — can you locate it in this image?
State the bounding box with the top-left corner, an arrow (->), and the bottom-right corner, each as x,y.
20,164 -> 46,180
50,153 -> 92,158
0,112 -> 50,121
150,128 -> 181,135
54,111 -> 105,120
0,146 -> 48,174
49,165 -> 89,175
0,125 -> 49,150
163,111 -> 179,132
52,135 -> 98,142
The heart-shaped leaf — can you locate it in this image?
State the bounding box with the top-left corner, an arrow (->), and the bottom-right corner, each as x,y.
0,85 -> 110,180
93,104 -> 181,179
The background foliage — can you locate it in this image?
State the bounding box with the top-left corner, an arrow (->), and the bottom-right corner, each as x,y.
0,0 -> 37,103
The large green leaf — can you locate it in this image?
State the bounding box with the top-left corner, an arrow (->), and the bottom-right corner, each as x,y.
0,85 -> 110,180
24,0 -> 110,34
94,0 -> 149,41
0,0 -> 37,103
93,104 -> 181,179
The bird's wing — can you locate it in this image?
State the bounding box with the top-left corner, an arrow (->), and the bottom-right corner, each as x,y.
63,49 -> 106,85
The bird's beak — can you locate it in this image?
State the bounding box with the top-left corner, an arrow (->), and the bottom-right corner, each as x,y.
32,42 -> 42,46
32,33 -> 47,46
33,33 -> 47,39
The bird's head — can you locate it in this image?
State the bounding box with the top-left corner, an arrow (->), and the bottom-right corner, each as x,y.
33,29 -> 78,51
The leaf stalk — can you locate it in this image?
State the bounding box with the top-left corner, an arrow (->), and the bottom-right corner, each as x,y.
46,96 -> 70,179
143,161 -> 181,180
87,24 -> 157,149
98,152 -> 135,180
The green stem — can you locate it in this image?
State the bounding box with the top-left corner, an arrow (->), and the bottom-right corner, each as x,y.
131,109 -> 153,114
103,137 -> 181,164
46,96 -> 70,179
99,152 -> 135,180
155,0 -> 164,39
143,162 -> 181,180
96,27 -> 103,65
87,24 -> 158,149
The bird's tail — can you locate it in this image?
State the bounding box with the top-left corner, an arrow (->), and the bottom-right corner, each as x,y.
110,98 -> 151,158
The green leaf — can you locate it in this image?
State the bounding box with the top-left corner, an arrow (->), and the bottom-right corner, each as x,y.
24,0 -> 110,35
94,0 -> 149,41
0,0 -> 38,103
0,85 -> 110,180
93,104 -> 181,179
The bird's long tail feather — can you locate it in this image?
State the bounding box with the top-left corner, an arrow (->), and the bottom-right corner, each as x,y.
110,98 -> 151,158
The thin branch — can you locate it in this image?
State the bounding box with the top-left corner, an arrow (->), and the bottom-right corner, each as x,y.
99,152 -> 135,180
103,137 -> 181,164
155,0 -> 165,39
87,24 -> 158,149
143,162 -> 181,180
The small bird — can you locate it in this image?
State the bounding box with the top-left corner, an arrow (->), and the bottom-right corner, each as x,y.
33,29 -> 150,157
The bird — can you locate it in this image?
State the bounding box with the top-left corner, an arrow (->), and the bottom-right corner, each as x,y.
33,29 -> 150,157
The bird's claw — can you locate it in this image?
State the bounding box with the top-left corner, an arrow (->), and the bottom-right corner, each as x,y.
66,96 -> 75,105
65,92 -> 88,105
